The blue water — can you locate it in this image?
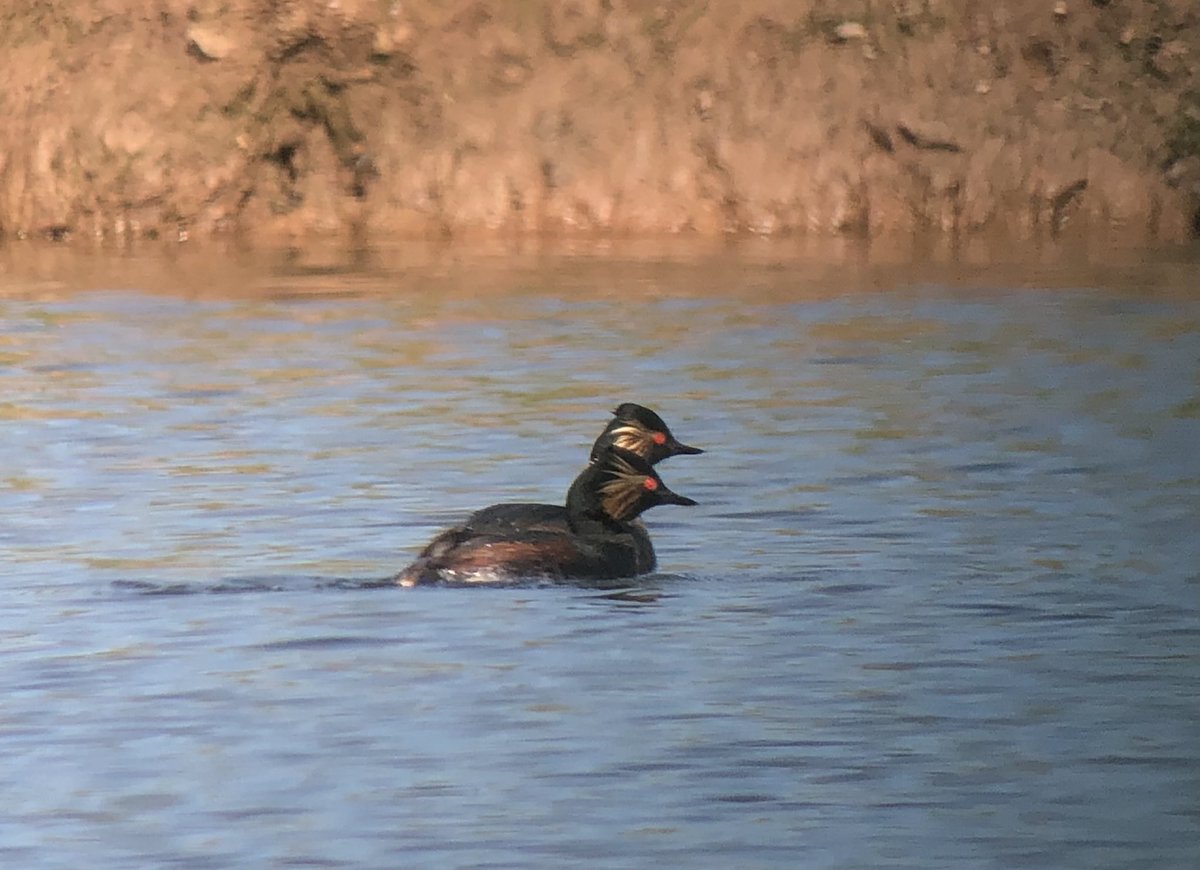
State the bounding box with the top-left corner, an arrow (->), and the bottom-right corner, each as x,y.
2,247 -> 1198,868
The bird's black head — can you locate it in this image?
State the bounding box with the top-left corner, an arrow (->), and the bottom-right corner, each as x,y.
570,445 -> 697,524
589,403 -> 704,465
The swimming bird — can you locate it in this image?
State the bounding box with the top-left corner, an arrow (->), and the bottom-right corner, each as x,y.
396,446 -> 697,586
408,403 -> 702,571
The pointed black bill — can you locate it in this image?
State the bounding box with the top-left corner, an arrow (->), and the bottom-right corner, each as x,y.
658,489 -> 698,507
669,439 -> 704,456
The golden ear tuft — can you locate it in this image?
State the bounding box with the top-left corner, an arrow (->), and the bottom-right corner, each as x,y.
608,423 -> 649,454
597,450 -> 651,520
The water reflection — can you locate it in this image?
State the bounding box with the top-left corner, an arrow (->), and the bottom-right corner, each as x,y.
1,243 -> 1199,868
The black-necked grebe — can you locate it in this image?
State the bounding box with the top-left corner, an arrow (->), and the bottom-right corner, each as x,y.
593,402 -> 704,464
396,446 -> 697,586
409,403 -> 701,572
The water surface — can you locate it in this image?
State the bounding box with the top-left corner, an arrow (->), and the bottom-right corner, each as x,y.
2,243 -> 1198,868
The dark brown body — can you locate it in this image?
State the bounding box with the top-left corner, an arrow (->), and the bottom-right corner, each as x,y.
395,445 -> 697,587
411,503 -> 656,574
396,526 -> 649,587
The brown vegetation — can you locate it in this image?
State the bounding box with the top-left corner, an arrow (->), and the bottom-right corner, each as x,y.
1,0 -> 1198,244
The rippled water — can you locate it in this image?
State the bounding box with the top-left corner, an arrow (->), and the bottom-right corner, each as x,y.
2,243 -> 1199,868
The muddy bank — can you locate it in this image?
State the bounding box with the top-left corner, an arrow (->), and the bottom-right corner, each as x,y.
2,1 -> 1198,245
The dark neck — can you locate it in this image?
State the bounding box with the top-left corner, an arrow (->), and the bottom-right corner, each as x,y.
565,466 -> 630,536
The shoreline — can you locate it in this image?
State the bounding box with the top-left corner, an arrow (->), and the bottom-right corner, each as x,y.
2,2 -> 1198,246
4,232 -> 1198,301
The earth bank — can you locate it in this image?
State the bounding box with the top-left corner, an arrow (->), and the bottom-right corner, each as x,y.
2,0 -> 1198,245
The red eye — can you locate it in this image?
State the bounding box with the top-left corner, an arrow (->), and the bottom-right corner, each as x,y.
643,477 -> 658,491
652,432 -> 667,445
